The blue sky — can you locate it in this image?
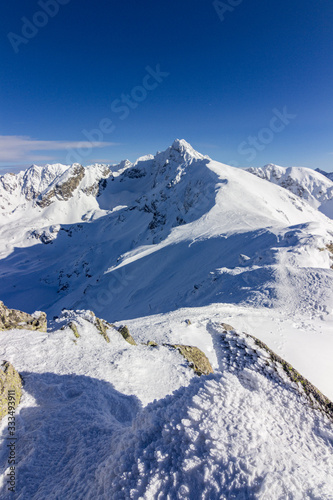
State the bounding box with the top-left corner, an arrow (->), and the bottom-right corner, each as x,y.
1,0 -> 333,172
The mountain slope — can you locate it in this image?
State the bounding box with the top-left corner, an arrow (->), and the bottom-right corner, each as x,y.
316,167 -> 333,182
1,140 -> 333,398
247,163 -> 333,218
0,312 -> 332,499
0,141 -> 332,320
1,141 -> 333,498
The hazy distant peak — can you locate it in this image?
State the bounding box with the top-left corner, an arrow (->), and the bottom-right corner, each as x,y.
315,167 -> 333,182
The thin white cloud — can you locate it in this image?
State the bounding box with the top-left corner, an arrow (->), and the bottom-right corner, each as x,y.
0,135 -> 118,163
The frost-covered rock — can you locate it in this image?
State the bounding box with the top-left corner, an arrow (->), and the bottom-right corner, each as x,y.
0,301 -> 47,332
30,224 -> 60,244
68,321 -> 80,339
0,360 -> 22,420
247,163 -> 333,217
118,325 -> 137,346
166,344 -> 214,375
221,322 -> 235,331
36,164 -> 85,207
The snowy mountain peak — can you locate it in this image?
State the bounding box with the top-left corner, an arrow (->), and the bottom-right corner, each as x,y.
172,138 -> 195,153
170,138 -> 208,160
1,142 -> 333,499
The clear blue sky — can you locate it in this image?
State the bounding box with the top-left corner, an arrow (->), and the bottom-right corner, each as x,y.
1,0 -> 333,172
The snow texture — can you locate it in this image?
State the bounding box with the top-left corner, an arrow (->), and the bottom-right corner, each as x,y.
0,315 -> 332,499
0,140 -> 333,498
247,163 -> 333,218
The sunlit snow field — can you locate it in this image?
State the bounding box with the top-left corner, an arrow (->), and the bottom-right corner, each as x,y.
1,140 -> 333,498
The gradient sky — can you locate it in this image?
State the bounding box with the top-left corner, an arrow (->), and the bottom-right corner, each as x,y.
1,0 -> 333,172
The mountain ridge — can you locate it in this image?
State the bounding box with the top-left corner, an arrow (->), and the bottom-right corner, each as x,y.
1,140 -> 333,498
247,163 -> 333,218
0,141 -> 332,328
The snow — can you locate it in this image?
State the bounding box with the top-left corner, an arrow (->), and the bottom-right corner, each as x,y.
119,305 -> 333,403
1,140 -> 333,498
316,167 -> 333,182
0,313 -> 332,499
247,163 -> 333,218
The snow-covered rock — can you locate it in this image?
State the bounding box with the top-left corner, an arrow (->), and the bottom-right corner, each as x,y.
1,140 -> 333,332
1,140 -> 333,497
247,163 -> 333,218
0,300 -> 47,332
0,312 -> 332,498
0,360 -> 22,421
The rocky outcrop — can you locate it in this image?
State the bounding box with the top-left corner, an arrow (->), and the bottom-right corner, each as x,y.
221,323 -> 234,332
243,332 -> 333,420
147,340 -> 158,347
118,325 -> 137,346
0,361 -> 22,420
69,322 -> 80,339
30,225 -> 60,244
217,323 -> 333,420
326,243 -> 333,268
166,344 -> 214,376
0,301 -> 47,332
95,317 -> 111,343
85,311 -> 111,343
37,164 -> 85,207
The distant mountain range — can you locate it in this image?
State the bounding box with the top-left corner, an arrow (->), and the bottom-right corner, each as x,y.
315,167 -> 333,182
246,163 -> 333,218
0,139 -> 332,322
1,140 -> 333,498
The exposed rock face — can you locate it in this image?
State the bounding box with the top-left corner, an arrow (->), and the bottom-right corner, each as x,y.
325,243 -> 333,268
166,344 -> 214,376
68,322 -> 80,339
221,323 -> 234,332
30,225 -> 60,244
147,340 -> 158,347
241,331 -> 333,420
118,325 -> 137,346
95,317 -> 111,343
37,164 -> 85,207
0,301 -> 47,332
0,361 -> 22,420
